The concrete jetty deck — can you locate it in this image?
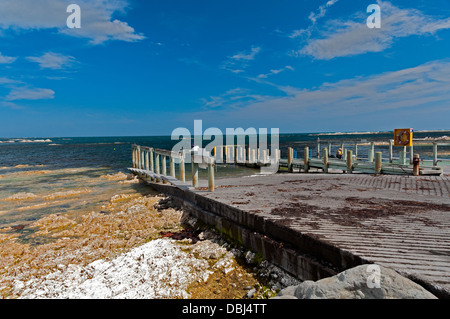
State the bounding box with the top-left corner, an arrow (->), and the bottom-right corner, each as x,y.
131,169 -> 450,298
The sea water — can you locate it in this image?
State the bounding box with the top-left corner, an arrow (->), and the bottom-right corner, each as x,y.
1,132 -> 449,231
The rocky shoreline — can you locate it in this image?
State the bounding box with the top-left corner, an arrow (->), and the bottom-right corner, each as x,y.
1,187 -> 300,299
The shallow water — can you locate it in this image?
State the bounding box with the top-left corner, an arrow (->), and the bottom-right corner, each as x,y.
0,167 -> 153,233
1,132 -> 449,231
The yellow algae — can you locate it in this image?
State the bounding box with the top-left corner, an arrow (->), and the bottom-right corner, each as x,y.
15,202 -> 52,212
100,172 -> 130,181
0,164 -> 45,170
0,233 -> 18,244
44,188 -> 92,201
0,193 -> 184,298
0,170 -> 52,179
31,214 -> 77,236
14,164 -> 30,168
100,172 -> 140,184
3,193 -> 38,201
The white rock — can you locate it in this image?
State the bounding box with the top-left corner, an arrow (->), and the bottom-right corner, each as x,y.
292,265 -> 437,299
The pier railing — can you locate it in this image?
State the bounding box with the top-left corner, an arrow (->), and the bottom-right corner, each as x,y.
129,140 -> 446,192
281,139 -> 447,176
131,145 -> 216,191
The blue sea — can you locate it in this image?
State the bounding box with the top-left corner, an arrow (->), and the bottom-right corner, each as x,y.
1,131 -> 449,231
1,131 -> 449,169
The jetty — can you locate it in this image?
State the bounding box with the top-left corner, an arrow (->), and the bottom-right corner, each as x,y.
128,141 -> 450,298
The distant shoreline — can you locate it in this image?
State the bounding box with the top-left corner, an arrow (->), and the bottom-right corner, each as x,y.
1,129 -> 450,140
309,129 -> 450,136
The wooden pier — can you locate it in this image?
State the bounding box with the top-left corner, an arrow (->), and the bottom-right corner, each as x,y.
130,140 -> 446,193
128,141 -> 450,299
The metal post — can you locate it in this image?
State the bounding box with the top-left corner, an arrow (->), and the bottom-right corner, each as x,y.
170,156 -> 175,178
402,146 -> 407,165
413,154 -> 420,176
288,147 -> 294,173
375,152 -> 382,174
162,155 -> 167,184
433,143 -> 438,166
155,153 -> 160,183
180,154 -> 185,182
192,161 -> 199,188
317,141 -> 320,159
150,149 -> 154,171
322,148 -> 328,173
208,163 -> 215,192
368,142 -> 374,162
304,147 -> 309,173
389,140 -> 393,163
347,150 -> 353,173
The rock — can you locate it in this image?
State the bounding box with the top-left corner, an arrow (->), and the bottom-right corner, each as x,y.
277,285 -> 297,297
191,240 -> 227,259
245,288 -> 256,299
274,264 -> 437,299
270,295 -> 298,299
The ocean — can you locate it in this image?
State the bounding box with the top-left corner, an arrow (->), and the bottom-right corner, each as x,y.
1,131 -> 449,233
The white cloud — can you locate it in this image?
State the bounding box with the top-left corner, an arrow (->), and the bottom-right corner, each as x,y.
308,0 -> 340,25
0,101 -> 23,110
201,87 -> 268,109
0,77 -> 21,85
290,0 -> 340,39
0,0 -> 145,44
300,1 -> 450,60
0,52 -> 17,64
221,46 -> 261,73
257,65 -> 294,79
196,59 -> 450,128
27,52 -> 77,69
6,87 -> 55,101
230,47 -> 261,61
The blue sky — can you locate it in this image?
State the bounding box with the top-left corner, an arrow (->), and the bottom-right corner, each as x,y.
0,0 -> 449,137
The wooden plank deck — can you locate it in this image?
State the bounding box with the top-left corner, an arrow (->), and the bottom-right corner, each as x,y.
196,173 -> 450,298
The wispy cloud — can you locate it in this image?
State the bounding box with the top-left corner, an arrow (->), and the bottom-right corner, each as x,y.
0,77 -> 22,85
230,46 -> 261,61
27,52 -> 78,70
290,0 -> 340,39
257,65 -> 294,79
195,59 -> 450,128
201,87 -> 269,109
0,0 -> 145,45
0,101 -> 24,110
308,0 -> 340,25
299,1 -> 450,60
221,46 -> 261,74
0,52 -> 17,64
6,87 -> 55,101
